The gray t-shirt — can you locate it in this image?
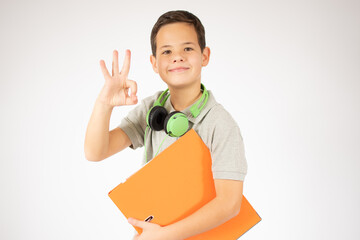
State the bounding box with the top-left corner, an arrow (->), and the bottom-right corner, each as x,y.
118,90 -> 247,181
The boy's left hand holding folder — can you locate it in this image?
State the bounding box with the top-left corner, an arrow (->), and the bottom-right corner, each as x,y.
128,218 -> 169,240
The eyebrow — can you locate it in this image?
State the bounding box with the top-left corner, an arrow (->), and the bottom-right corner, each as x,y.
159,42 -> 196,49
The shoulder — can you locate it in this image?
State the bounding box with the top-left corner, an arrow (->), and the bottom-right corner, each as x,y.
195,91 -> 242,148
206,104 -> 238,127
201,91 -> 239,130
204,104 -> 241,144
119,90 -> 165,147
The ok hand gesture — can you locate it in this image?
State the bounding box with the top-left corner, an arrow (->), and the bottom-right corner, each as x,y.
98,49 -> 138,107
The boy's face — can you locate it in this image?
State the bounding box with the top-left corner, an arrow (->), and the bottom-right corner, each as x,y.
150,22 -> 210,89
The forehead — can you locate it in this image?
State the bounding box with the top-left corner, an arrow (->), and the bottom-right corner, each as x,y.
156,22 -> 198,47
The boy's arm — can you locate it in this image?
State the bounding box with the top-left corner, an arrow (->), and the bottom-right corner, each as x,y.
84,50 -> 137,161
84,100 -> 132,161
129,179 -> 243,240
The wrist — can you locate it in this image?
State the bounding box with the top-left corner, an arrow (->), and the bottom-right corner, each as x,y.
95,98 -> 115,111
162,225 -> 183,240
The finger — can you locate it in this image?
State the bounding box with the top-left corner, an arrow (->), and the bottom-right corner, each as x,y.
99,60 -> 111,80
128,218 -> 148,229
121,49 -> 131,77
125,95 -> 138,105
125,79 -> 138,96
125,80 -> 138,105
112,50 -> 119,76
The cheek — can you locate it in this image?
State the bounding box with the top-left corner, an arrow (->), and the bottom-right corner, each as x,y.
189,56 -> 203,69
157,59 -> 169,72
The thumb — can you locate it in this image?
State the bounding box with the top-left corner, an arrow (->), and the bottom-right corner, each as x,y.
128,218 -> 148,229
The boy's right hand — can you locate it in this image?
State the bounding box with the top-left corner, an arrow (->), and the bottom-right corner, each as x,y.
98,49 -> 138,107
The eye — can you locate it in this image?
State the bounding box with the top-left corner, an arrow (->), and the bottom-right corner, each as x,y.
184,47 -> 193,52
162,50 -> 171,55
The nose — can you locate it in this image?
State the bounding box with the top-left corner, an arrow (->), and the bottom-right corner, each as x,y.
172,51 -> 184,63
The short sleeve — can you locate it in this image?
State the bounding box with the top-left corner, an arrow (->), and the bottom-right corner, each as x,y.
205,106 -> 248,181
118,105 -> 146,150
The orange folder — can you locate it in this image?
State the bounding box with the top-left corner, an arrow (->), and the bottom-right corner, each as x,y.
108,129 -> 261,239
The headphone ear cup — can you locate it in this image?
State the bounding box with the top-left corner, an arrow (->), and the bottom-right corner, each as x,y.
164,111 -> 189,137
147,106 -> 168,131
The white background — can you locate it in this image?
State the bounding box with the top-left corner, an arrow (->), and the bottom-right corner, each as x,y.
1,0 -> 359,239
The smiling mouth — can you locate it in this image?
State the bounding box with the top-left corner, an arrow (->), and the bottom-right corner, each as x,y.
168,67 -> 189,73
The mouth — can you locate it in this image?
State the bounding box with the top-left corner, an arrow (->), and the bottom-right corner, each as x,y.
168,67 -> 190,73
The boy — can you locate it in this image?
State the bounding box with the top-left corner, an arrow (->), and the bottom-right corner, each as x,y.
84,10 -> 247,240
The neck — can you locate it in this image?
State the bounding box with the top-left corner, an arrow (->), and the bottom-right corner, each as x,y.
168,83 -> 202,111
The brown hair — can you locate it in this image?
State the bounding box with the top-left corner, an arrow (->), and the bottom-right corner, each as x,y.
150,10 -> 206,56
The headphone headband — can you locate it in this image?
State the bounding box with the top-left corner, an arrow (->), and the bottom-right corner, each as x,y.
190,84 -> 208,118
154,89 -> 170,107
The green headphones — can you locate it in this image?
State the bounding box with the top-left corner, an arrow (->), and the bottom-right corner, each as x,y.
146,84 -> 209,137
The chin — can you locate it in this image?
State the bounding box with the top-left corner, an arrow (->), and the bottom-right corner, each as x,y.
167,82 -> 199,90
161,74 -> 200,89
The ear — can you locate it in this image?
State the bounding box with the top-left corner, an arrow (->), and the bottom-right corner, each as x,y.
150,55 -> 159,73
201,47 -> 211,67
